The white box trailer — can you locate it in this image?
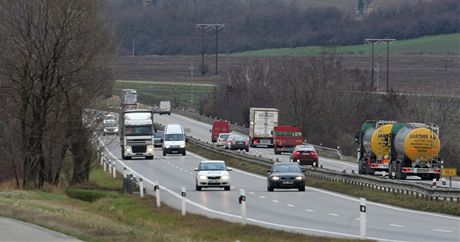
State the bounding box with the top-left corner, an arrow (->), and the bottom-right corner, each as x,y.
249,107 -> 279,147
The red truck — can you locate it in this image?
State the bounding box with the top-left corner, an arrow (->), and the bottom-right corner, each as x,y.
273,125 -> 304,154
211,120 -> 230,143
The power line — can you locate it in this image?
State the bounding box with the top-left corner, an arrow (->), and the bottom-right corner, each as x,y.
365,38 -> 396,92
195,24 -> 225,75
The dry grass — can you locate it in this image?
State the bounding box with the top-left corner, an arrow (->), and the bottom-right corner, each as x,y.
0,167 -> 369,242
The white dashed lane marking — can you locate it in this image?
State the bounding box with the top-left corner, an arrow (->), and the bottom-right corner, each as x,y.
272,200 -> 279,203
249,192 -> 254,195
259,196 -> 266,199
433,229 -> 452,233
287,204 -> 295,207
328,213 -> 339,217
305,209 -> 314,212
389,224 -> 404,228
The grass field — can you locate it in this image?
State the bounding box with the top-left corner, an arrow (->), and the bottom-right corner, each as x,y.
232,33 -> 460,57
114,80 -> 216,109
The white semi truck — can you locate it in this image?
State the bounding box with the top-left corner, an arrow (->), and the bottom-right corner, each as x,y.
119,109 -> 155,160
249,107 -> 279,147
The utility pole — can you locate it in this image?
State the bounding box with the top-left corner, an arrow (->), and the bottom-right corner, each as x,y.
132,38 -> 135,57
195,23 -> 225,75
365,38 -> 396,92
189,62 -> 195,109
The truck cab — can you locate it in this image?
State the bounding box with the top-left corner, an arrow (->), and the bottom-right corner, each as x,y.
273,125 -> 303,154
120,109 -> 155,160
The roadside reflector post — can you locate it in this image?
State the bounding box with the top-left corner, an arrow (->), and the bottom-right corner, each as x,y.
239,189 -> 247,225
154,180 -> 161,207
112,162 -> 117,179
100,153 -> 104,166
432,178 -> 437,188
181,187 -> 187,216
103,157 -> 107,172
313,162 -> 316,168
123,167 -> 127,178
108,161 -> 112,175
139,177 -> 144,197
360,197 -> 367,239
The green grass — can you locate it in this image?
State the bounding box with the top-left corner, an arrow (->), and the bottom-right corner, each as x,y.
187,142 -> 460,216
232,33 -> 460,57
0,167 -> 368,242
114,80 -> 216,109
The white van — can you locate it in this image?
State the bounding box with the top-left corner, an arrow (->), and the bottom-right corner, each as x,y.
163,124 -> 186,156
159,101 -> 171,115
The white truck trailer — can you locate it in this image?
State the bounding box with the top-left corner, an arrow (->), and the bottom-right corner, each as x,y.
249,107 -> 279,147
119,109 -> 154,160
121,89 -> 137,110
159,101 -> 171,115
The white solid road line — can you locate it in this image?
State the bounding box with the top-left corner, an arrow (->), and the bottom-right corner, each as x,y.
328,213 -> 339,217
389,224 -> 405,228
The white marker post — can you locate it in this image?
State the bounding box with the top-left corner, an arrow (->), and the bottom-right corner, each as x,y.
112,162 -> 117,179
181,187 -> 187,216
155,180 -> 161,207
139,177 -> 144,197
239,189 -> 247,225
123,167 -> 127,179
360,198 -> 367,239
108,161 -> 112,175
100,153 -> 104,166
103,157 -> 107,172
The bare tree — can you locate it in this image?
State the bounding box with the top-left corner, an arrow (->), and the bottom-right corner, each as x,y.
0,0 -> 115,188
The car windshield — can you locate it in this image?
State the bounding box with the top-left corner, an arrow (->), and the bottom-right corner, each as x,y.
234,136 -> 246,141
200,162 -> 226,171
219,134 -> 230,139
125,126 -> 152,135
272,164 -> 301,173
164,133 -> 185,141
104,121 -> 117,127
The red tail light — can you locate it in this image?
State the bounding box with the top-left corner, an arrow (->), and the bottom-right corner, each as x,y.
293,151 -> 300,156
232,141 -> 237,145
245,141 -> 249,145
310,151 -> 318,158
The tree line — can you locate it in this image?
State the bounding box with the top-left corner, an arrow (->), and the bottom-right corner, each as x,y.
199,56 -> 460,169
0,0 -> 115,188
106,0 -> 460,55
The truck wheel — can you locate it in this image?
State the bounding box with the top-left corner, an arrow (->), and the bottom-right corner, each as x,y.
224,186 -> 230,191
182,150 -> 186,156
162,150 -> 166,156
146,156 -> 154,160
196,184 -> 201,191
430,174 -> 440,180
245,148 -> 249,152
395,163 -> 406,179
298,186 -> 305,192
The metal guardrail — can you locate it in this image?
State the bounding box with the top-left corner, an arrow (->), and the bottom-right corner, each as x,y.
173,108 -> 344,159
183,130 -> 460,202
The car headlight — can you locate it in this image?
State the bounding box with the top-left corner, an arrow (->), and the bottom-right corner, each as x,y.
271,176 -> 280,181
295,176 -> 303,180
114,128 -> 118,132
165,144 -> 170,148
180,144 -> 185,148
125,146 -> 132,153
199,175 -> 207,180
147,145 -> 154,153
221,175 -> 229,180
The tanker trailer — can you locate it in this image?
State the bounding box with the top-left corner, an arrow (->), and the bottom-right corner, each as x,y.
356,120 -> 395,175
390,123 -> 441,180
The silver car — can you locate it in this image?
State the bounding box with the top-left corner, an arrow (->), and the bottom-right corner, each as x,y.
216,133 -> 230,147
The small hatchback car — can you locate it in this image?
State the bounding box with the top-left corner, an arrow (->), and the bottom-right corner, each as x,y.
290,144 -> 319,167
195,160 -> 232,191
267,162 -> 306,192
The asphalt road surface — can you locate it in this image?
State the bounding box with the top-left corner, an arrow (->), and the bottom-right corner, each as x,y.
153,113 -> 460,188
0,217 -> 82,242
101,131 -> 460,242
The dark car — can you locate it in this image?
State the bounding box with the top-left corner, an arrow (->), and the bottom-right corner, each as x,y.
267,162 -> 306,192
153,131 -> 164,147
226,134 -> 249,152
290,144 -> 319,167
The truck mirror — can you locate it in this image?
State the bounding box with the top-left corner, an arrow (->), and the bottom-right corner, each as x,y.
209,129 -> 211,132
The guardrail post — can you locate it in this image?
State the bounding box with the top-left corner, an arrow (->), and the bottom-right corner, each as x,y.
155,180 -> 161,207
239,189 -> 247,225
139,178 -> 144,197
360,198 -> 367,239
181,187 -> 187,216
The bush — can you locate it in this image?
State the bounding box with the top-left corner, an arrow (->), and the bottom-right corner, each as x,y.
65,188 -> 111,202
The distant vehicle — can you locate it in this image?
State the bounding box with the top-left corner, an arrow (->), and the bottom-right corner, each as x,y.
249,107 -> 279,147
119,109 -> 154,160
267,162 -> 306,192
215,133 -> 230,147
121,89 -> 137,110
225,134 -> 249,152
290,144 -> 318,167
159,101 -> 171,115
153,131 -> 164,147
194,160 -> 232,191
210,120 -> 230,143
163,124 -> 186,156
273,125 -> 303,154
103,118 -> 118,136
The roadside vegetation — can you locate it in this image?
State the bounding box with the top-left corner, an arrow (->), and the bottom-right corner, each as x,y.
0,167 -> 370,242
232,33 -> 460,56
187,142 -> 460,216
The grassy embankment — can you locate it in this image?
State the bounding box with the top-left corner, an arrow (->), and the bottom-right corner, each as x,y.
232,33 -> 460,57
0,168 -> 369,242
187,142 -> 460,216
114,80 -> 216,110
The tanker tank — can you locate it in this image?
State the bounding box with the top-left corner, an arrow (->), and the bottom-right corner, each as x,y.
393,125 -> 440,163
362,124 -> 393,160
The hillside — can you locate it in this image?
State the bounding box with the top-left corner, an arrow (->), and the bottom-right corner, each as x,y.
232,34 -> 460,57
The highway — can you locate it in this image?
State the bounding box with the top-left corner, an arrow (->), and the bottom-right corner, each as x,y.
99,114 -> 460,242
154,113 -> 460,188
